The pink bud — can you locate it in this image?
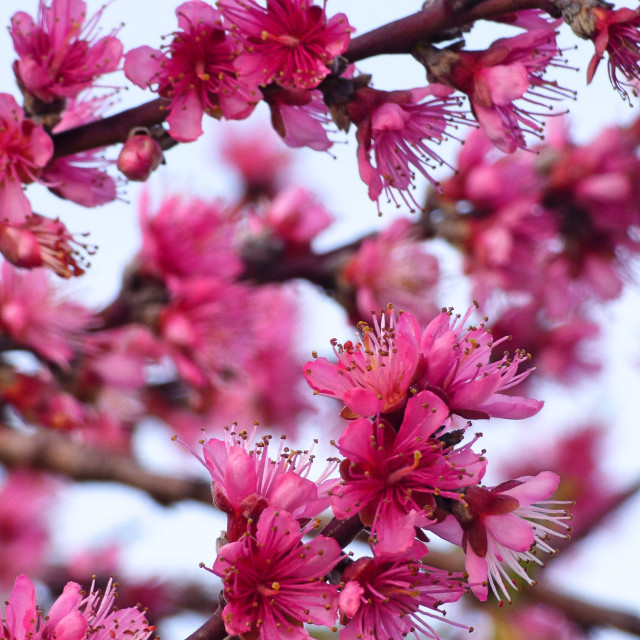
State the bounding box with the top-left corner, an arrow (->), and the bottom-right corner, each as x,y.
117,135 -> 163,181
0,223 -> 44,269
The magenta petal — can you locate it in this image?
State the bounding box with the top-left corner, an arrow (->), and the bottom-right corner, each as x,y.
270,472 -> 317,514
481,63 -> 529,105
46,583 -> 82,629
485,513 -> 534,552
344,387 -> 380,417
224,447 -> 258,510
54,611 -> 88,640
449,373 -> 502,410
167,89 -> 205,142
504,471 -> 559,504
124,46 -> 164,88
476,394 -> 544,419
6,575 -> 36,640
465,545 -> 489,601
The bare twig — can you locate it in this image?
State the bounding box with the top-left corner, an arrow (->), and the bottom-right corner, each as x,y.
0,427 -> 212,506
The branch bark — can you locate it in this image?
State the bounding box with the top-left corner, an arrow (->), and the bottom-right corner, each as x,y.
0,427 -> 212,506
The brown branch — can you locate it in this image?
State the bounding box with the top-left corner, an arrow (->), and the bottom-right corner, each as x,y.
344,0 -> 557,62
0,427 -> 212,506
184,598 -> 228,640
51,98 -> 170,158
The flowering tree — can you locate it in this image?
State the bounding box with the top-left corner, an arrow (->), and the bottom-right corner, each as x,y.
0,1 -> 638,640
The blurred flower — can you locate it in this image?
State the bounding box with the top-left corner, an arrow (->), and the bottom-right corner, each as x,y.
0,93 -> 53,221
340,218 -> 440,323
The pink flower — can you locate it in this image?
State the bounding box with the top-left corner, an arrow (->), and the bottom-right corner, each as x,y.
1,574 -> 155,640
0,93 -> 53,220
422,30 -> 572,153
0,213 -> 93,278
340,218 -> 440,324
138,191 -> 242,281
331,391 -> 487,556
190,423 -> 337,541
304,307 -> 423,419
347,85 -> 466,210
10,0 -> 123,103
339,551 -> 466,640
427,471 -> 572,603
124,1 -> 259,142
419,305 -> 543,420
305,305 -> 543,421
158,277 -> 253,387
254,186 -> 333,247
585,7 -> 640,100
219,0 -> 352,89
212,507 -> 341,640
0,262 -> 94,366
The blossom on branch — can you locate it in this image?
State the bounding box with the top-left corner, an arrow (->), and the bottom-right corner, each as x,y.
219,0 -> 352,89
419,29 -> 573,153
10,0 -> 123,105
347,85 -> 467,211
339,550 -> 467,640
124,1 -> 259,142
305,305 -> 543,421
190,424 -> 337,541
212,507 -> 341,640
331,391 -> 487,556
427,471 -> 572,603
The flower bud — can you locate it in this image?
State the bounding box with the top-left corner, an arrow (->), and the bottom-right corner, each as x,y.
117,134 -> 163,181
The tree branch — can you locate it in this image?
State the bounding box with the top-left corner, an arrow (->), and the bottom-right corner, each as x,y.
0,427 -> 212,506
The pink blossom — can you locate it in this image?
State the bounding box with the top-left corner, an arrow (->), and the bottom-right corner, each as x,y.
304,308 -> 423,419
0,369 -> 86,431
423,30 -> 572,153
427,471 -> 571,602
586,7 -> 640,100
0,262 -> 94,367
0,213 -> 93,278
190,424 -> 337,541
219,123 -> 292,200
419,305 -> 543,420
42,94 -> 120,207
219,0 -> 352,89
339,551 -> 466,640
305,306 -> 543,421
124,1 -> 259,142
10,0 -> 123,103
340,218 -> 440,324
347,85 -> 466,210
158,277 -> 253,387
1,574 -> 155,640
331,391 -> 487,556
254,186 -> 333,247
138,191 -> 242,281
212,507 -> 341,640
0,93 -> 53,221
